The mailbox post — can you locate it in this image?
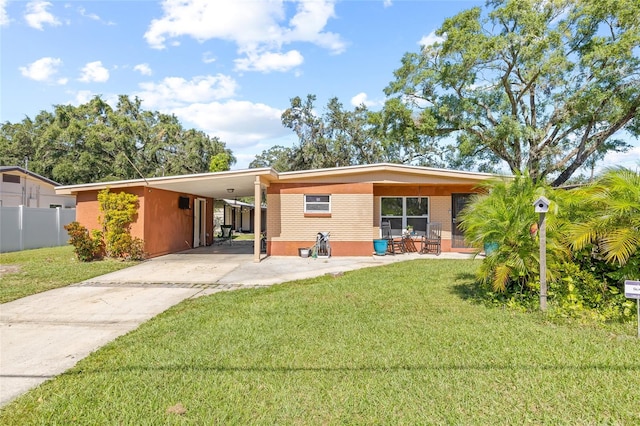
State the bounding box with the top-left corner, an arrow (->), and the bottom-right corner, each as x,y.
625,280 -> 640,338
533,196 -> 550,311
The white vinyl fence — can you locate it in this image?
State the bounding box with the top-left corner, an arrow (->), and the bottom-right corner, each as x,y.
0,206 -> 76,253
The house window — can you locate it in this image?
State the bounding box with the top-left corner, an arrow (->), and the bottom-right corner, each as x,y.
381,197 -> 429,232
49,204 -> 62,208
304,195 -> 331,213
2,174 -> 20,184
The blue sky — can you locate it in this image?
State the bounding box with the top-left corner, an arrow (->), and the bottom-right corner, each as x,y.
1,0 -> 638,171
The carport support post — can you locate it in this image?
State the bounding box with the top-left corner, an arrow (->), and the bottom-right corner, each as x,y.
254,176 -> 262,263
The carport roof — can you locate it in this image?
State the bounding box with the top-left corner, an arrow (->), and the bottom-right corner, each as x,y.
56,168 -> 278,199
56,163 -> 505,199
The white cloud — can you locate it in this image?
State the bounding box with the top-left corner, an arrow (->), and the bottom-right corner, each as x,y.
0,0 -> 9,26
144,0 -> 345,72
79,61 -> 109,83
144,0 -> 285,49
283,0 -> 345,54
134,63 -> 153,76
383,0 -> 392,7
601,145 -> 640,172
171,100 -> 286,149
78,6 -> 100,21
419,30 -> 445,48
202,52 -> 216,64
77,6 -> 115,26
71,90 -> 96,106
132,73 -> 289,167
136,74 -> 238,109
19,57 -> 66,84
24,1 -> 60,30
235,49 -> 303,73
350,92 -> 383,108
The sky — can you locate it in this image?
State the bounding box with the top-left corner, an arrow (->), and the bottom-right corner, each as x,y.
1,0 -> 638,172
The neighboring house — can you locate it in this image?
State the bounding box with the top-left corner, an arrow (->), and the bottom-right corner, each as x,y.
214,198 -> 266,235
56,164 -> 502,261
0,166 -> 76,208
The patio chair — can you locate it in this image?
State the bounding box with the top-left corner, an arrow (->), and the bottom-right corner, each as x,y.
218,225 -> 233,245
420,222 -> 442,255
381,221 -> 404,255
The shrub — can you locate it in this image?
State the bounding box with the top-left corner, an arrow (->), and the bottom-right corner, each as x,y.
548,262 -> 636,323
98,189 -> 145,260
458,173 -> 568,293
64,221 -> 104,262
566,167 -> 640,279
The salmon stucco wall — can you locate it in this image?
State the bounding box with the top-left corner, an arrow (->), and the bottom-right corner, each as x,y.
75,187 -> 213,258
75,188 -> 146,240
143,188 -> 207,257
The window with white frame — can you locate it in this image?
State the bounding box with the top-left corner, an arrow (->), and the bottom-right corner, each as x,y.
380,197 -> 429,233
304,195 -> 331,213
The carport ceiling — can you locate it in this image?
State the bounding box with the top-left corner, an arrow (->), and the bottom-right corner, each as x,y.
149,168 -> 277,199
149,174 -> 263,199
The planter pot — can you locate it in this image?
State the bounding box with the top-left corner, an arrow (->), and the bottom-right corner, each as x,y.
298,248 -> 309,258
373,239 -> 388,256
484,241 -> 499,256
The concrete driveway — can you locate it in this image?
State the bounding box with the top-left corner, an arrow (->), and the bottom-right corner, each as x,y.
1,247 -> 471,406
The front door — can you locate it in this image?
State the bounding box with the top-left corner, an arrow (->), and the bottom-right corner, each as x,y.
451,194 -> 473,248
193,198 -> 206,248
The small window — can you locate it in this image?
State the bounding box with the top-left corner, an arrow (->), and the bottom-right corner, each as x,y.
2,174 -> 20,184
304,195 -> 331,213
49,204 -> 62,209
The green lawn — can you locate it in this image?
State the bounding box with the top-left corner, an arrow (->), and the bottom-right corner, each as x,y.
0,246 -> 140,303
1,259 -> 638,424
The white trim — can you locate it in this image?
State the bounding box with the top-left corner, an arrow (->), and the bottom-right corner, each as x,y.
380,196 -> 430,231
304,194 -> 331,213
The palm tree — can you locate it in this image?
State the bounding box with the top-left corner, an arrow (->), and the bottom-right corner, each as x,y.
458,173 -> 568,292
567,167 -> 640,268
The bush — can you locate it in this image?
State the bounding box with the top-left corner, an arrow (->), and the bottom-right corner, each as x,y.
548,262 -> 636,323
458,173 -> 567,293
98,189 -> 145,260
64,222 -> 104,262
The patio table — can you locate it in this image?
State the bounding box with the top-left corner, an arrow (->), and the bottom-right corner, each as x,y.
402,235 -> 421,252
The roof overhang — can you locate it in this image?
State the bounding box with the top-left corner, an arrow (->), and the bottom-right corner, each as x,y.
277,163 -> 504,185
1,166 -> 61,187
56,168 -> 278,199
56,163 -> 508,199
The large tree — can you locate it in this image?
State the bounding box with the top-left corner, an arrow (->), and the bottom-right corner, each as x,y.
0,95 -> 235,184
384,0 -> 640,186
252,95 -> 392,171
281,94 -> 386,170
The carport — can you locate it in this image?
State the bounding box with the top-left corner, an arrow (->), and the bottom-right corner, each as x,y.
56,168 -> 278,263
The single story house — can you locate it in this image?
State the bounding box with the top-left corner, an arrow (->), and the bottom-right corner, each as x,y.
0,166 -> 76,208
56,163 -> 502,261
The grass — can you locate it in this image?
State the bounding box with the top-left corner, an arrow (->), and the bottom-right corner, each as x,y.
1,259 -> 638,424
232,232 -> 257,241
0,245 -> 140,303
